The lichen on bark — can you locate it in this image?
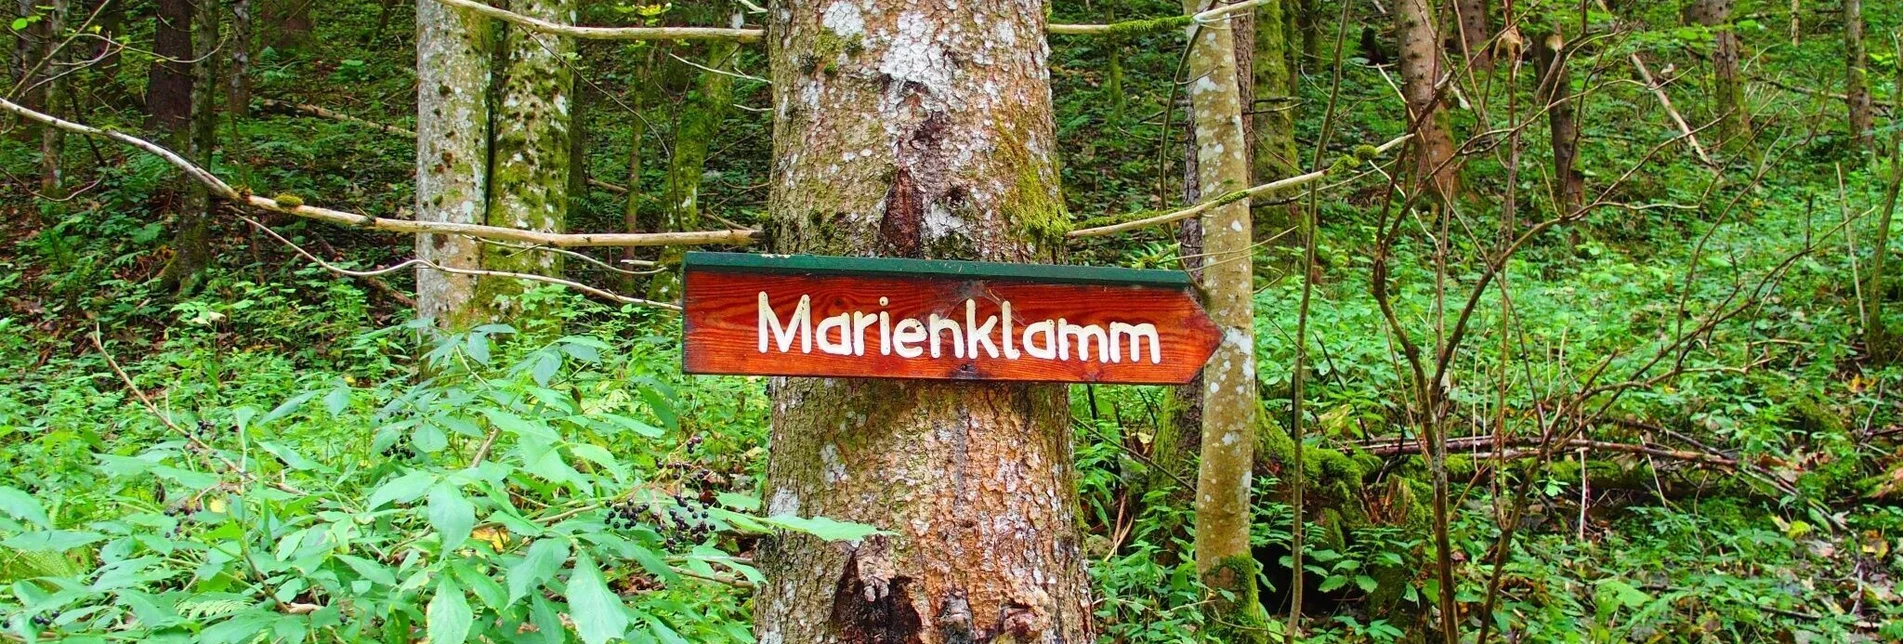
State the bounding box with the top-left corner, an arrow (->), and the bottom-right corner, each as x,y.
415,0 -> 493,328
479,0 -> 576,322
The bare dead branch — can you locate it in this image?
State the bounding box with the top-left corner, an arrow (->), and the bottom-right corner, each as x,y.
0,95 -> 760,249
1067,134 -> 1413,238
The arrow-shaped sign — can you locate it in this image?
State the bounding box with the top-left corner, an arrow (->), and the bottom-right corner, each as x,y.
682,252 -> 1219,384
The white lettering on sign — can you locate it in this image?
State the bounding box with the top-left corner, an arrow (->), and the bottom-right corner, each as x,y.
755,292 -> 1162,364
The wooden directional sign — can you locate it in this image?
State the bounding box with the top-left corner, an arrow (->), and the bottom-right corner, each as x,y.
681,252 -> 1220,384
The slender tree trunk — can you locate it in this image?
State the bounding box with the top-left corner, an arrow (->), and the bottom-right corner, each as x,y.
1400,0 -> 1457,200
12,0 -> 45,142
38,0 -> 65,199
146,0 -> 194,130
1453,0 -> 1490,73
414,0 -> 491,327
754,1 -> 1093,642
157,0 -> 219,294
93,0 -> 132,107
261,0 -> 310,48
227,0 -> 250,118
1866,69 -> 1902,362
648,33 -> 737,301
1844,0 -> 1871,152
620,48 -> 655,292
1688,0 -> 1749,154
1535,30 -> 1581,214
1181,2 -> 1267,639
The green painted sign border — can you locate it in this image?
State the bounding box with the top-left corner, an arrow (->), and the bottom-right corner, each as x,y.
684,252 -> 1191,288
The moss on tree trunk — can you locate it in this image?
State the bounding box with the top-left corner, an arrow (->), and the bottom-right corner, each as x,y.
754,2 -> 1093,641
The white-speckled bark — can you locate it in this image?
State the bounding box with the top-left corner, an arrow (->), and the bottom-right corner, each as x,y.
483,0 -> 574,308
1181,0 -> 1258,613
415,0 -> 491,327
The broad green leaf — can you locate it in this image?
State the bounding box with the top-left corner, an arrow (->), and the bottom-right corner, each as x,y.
337,555 -> 396,586
259,391 -> 318,425
428,483 -> 475,551
715,492 -> 760,511
508,539 -> 570,605
0,486 -> 50,528
258,441 -> 324,472
565,551 -> 629,644
2,530 -> 104,551
368,471 -> 436,510
427,578 -> 473,644
760,514 -> 883,542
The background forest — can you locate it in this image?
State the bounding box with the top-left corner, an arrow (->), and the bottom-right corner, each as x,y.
1,0 -> 1901,641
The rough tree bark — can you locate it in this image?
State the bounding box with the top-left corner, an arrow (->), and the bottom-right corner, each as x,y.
753,1 -> 1093,642
1535,29 -> 1582,214
156,0 -> 219,293
649,33 -> 738,301
228,0 -> 251,118
1180,1 -> 1267,638
1452,0 -> 1490,73
38,0 -> 65,199
1844,0 -> 1871,152
1399,0 -> 1457,201
1687,0 -> 1749,154
147,0 -> 194,130
479,0 -> 575,319
414,0 -> 491,327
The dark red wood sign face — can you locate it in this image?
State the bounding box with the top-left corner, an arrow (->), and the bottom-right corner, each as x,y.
681,253 -> 1220,384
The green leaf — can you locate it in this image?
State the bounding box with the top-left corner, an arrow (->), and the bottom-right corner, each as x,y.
260,391 -> 318,425
1318,575 -> 1348,593
565,551 -> 629,644
428,483 -> 475,551
2,530 -> 103,551
368,471 -> 436,510
0,486 -> 51,528
1354,574 -> 1379,593
759,514 -> 883,541
427,578 -> 473,644
10,18 -> 26,30
508,538 -> 570,605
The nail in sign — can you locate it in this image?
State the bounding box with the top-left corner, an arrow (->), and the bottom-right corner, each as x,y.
682,252 -> 1220,384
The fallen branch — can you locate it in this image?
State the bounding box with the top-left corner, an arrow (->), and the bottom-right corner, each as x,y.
255,98 -> 416,137
1750,75 -> 1897,113
1358,434 -> 1737,468
435,0 -> 763,41
440,0 -> 1264,41
1596,0 -> 1714,166
1067,134 -> 1411,238
91,329 -> 308,496
0,96 -> 760,249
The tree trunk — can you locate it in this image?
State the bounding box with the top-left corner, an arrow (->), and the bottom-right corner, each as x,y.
478,0 -> 575,320
414,0 -> 492,327
12,0 -> 45,142
38,0 -> 65,199
1688,0 -> 1748,154
648,34 -> 738,301
1844,0 -> 1871,152
1866,70 -> 1902,362
1399,0 -> 1457,200
1453,0 -> 1490,73
620,47 -> 656,291
754,1 -> 1093,642
261,0 -> 310,48
1254,0 -> 1300,270
227,0 -> 251,118
1181,1 -> 1267,638
1535,30 -> 1581,214
156,0 -> 219,294
146,0 -> 194,131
